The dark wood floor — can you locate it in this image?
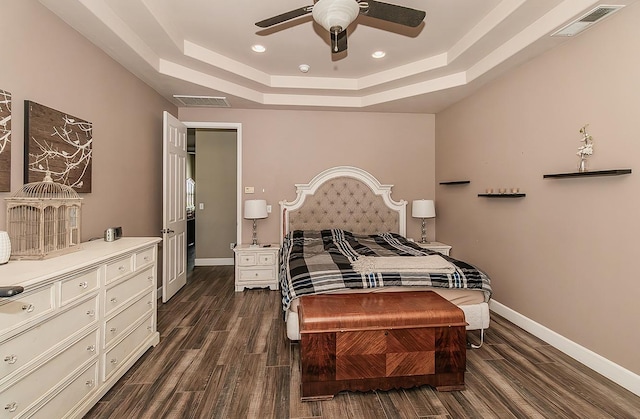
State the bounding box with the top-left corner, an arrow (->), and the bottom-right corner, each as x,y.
85,266 -> 640,418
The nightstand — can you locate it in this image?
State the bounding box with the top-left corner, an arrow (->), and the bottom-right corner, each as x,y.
233,244 -> 280,292
415,241 -> 451,256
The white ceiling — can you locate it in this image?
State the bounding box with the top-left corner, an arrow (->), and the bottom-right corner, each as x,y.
39,0 -> 636,113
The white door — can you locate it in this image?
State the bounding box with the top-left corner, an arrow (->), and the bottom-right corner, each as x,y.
162,111 -> 187,302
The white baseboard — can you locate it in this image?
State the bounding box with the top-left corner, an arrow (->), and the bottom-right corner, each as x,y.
490,300 -> 640,397
194,258 -> 234,266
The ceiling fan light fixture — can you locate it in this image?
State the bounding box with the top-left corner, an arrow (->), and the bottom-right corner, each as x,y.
312,0 -> 360,32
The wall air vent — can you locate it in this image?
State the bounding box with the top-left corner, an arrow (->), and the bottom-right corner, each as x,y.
551,5 -> 624,37
173,95 -> 230,107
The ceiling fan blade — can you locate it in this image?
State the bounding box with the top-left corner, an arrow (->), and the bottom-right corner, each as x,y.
255,6 -> 313,28
360,0 -> 426,27
330,28 -> 348,54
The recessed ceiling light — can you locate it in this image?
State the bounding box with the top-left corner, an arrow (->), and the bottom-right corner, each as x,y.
251,44 -> 266,53
372,51 -> 386,59
298,64 -> 310,73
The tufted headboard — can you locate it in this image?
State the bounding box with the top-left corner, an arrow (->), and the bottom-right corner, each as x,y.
279,166 -> 407,242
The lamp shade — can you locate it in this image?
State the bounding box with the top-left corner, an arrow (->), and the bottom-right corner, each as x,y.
0,231 -> 10,264
244,199 -> 268,220
312,0 -> 360,32
412,200 -> 435,218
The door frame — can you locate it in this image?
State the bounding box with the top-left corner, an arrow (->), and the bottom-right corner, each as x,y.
183,121 -> 243,247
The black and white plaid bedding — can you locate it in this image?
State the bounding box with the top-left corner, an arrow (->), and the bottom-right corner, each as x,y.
279,229 -> 492,311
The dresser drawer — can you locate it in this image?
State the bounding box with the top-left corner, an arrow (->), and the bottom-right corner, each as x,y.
25,361 -> 99,419
238,267 -> 276,282
237,251 -> 277,267
0,296 -> 98,383
60,267 -> 99,306
104,290 -> 154,347
135,246 -> 156,270
104,267 -> 154,316
105,255 -> 134,284
237,252 -> 257,266
103,316 -> 154,381
0,285 -> 55,335
0,330 -> 98,417
256,252 -> 276,265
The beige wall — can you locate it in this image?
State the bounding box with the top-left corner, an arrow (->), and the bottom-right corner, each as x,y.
0,1 -> 176,240
180,108 -> 436,245
436,3 -> 640,374
195,129 -> 237,259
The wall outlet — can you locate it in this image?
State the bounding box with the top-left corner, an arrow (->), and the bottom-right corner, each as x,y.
230,242 -> 236,249
266,205 -> 272,213
244,186 -> 254,194
199,203 -> 204,210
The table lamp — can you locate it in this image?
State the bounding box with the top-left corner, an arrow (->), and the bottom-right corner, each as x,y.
244,199 -> 268,247
411,199 -> 435,243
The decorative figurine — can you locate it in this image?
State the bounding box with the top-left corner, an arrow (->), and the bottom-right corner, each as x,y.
577,124 -> 593,172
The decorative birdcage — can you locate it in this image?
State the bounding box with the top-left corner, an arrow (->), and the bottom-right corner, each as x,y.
5,173 -> 82,260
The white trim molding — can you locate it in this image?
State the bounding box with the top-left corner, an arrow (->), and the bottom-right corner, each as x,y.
195,258 -> 234,266
490,300 -> 640,397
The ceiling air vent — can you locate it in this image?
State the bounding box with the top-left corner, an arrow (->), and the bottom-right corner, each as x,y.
173,95 -> 230,107
552,5 -> 624,37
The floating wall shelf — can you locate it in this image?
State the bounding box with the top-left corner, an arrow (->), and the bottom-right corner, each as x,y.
478,193 -> 526,198
439,180 -> 471,185
543,169 -> 631,179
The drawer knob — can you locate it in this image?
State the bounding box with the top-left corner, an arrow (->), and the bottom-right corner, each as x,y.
22,304 -> 34,313
255,273 -> 259,277
4,402 -> 17,412
110,297 -> 118,303
4,355 -> 17,364
147,301 -> 153,306
86,310 -> 95,316
87,345 -> 96,352
85,380 -> 95,388
110,358 -> 119,364
118,266 -> 126,271
144,256 -> 151,262
78,281 -> 88,288
110,327 -> 117,332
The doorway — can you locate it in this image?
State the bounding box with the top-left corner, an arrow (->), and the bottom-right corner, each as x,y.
184,122 -> 242,270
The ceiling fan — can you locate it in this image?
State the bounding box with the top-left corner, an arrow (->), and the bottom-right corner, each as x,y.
256,0 -> 426,54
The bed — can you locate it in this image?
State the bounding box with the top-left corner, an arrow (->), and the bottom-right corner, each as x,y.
278,166 -> 492,346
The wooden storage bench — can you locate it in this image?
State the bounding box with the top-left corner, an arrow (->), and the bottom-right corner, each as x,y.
298,291 -> 467,401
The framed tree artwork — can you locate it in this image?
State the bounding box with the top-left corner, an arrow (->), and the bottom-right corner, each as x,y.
0,89 -> 10,192
24,100 -> 93,193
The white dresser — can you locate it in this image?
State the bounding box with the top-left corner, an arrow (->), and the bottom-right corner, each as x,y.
414,241 -> 452,256
233,244 -> 280,292
0,237 -> 161,418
